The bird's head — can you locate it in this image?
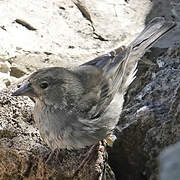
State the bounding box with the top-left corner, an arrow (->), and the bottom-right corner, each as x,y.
12,67 -> 83,107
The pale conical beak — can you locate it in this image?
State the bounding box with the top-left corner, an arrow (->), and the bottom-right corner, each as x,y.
12,81 -> 33,96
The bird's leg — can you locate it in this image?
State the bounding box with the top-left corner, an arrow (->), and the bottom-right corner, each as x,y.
43,149 -> 57,164
73,144 -> 97,178
73,137 -> 115,178
43,148 -> 64,164
73,135 -> 116,174
54,149 -> 66,162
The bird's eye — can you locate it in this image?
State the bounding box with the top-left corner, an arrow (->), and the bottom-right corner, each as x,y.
40,81 -> 49,89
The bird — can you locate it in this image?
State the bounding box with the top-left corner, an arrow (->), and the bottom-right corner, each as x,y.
12,17 -> 175,151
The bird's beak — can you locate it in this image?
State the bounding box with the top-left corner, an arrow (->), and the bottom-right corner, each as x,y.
12,81 -> 33,97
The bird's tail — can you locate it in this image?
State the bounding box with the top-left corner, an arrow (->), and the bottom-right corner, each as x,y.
129,17 -> 175,52
119,17 -> 176,94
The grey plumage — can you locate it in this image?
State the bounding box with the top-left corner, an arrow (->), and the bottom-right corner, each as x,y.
12,17 -> 175,150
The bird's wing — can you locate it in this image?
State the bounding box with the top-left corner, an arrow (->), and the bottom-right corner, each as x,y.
76,47 -> 132,119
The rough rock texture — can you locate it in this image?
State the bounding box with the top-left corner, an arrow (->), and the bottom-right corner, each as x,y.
0,0 -> 180,179
0,0 -> 153,80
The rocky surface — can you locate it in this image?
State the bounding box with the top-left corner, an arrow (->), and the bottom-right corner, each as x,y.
0,0 -> 180,179
0,0 -> 153,88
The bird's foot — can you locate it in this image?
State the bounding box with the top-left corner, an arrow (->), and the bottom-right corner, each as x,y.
43,148 -> 64,165
73,144 -> 97,178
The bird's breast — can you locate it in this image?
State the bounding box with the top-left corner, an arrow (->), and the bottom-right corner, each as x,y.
33,93 -> 123,150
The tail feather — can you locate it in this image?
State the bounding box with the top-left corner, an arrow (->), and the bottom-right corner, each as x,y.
119,17 -> 176,94
129,17 -> 175,51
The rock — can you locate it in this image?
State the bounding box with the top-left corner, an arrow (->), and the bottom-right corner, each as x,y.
0,0 -> 154,76
0,61 -> 11,89
0,72 -> 11,90
0,61 -> 11,73
159,142 -> 180,180
10,65 -> 26,78
73,0 -> 152,41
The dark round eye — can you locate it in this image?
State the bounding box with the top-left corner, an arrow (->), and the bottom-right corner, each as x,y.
40,81 -> 49,89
